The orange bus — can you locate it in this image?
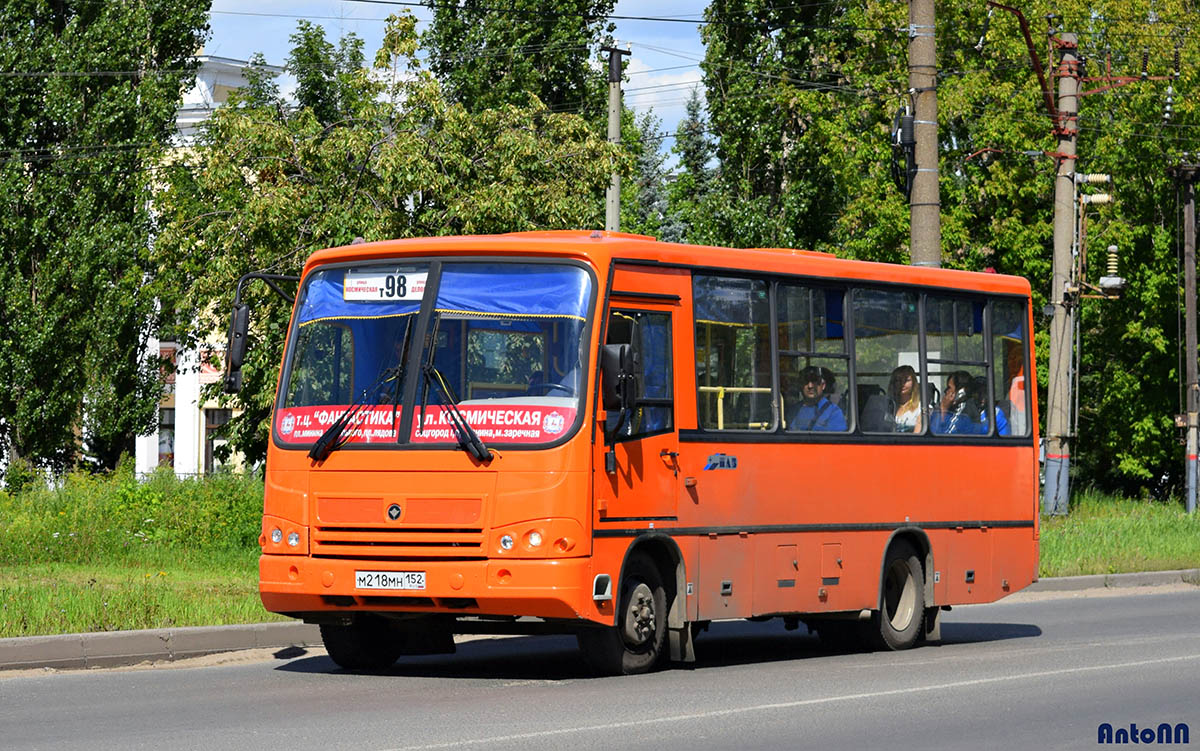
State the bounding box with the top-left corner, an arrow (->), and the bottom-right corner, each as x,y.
227,230 -> 1039,675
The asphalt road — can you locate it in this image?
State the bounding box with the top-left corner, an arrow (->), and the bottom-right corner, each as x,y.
2,586 -> 1197,750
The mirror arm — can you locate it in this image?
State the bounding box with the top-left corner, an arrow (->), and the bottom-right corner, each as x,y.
234,272 -> 300,306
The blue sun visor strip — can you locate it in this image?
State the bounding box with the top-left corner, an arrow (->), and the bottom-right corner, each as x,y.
297,263 -> 590,326
434,264 -> 590,320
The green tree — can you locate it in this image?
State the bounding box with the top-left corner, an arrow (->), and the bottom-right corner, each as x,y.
0,0 -> 209,477
421,0 -> 616,116
699,0 -> 846,249
667,87 -> 716,243
154,14 -> 629,464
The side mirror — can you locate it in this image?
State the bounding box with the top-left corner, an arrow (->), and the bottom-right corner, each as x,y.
601,343 -> 641,411
223,302 -> 249,394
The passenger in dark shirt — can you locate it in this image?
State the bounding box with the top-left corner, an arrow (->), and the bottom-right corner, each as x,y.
789,366 -> 846,431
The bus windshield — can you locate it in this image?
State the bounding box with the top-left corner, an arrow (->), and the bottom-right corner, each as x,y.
275,260 -> 592,449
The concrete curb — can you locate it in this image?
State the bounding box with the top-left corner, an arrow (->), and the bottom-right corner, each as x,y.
0,622 -> 320,672
1026,568 -> 1200,592
3,569 -> 1197,672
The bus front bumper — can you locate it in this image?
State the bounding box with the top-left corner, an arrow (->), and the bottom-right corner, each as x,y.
259,554 -> 603,623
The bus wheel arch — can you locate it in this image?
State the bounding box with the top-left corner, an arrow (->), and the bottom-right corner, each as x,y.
868,532 -> 928,650
578,535 -> 690,674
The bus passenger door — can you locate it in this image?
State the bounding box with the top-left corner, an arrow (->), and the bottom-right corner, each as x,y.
595,268 -> 690,521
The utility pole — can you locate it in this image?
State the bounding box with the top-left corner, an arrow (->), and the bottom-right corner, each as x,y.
907,0 -> 940,267
1173,165 -> 1199,514
602,45 -> 630,233
1043,32 -> 1079,516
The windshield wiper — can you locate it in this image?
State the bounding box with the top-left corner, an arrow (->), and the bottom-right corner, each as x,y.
308,320 -> 412,462
415,314 -> 491,462
420,363 -> 493,463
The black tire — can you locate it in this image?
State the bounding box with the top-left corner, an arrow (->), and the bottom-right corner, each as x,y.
866,540 -> 924,651
320,616 -> 403,671
577,553 -> 667,676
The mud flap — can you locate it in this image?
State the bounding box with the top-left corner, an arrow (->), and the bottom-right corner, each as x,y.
922,606 -> 942,643
669,624 -> 695,662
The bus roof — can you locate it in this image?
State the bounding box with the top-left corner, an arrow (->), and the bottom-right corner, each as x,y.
303,230 -> 1032,297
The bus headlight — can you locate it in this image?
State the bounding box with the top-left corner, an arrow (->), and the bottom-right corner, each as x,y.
271,528 -> 283,544
287,531 -> 300,547
492,519 -> 585,558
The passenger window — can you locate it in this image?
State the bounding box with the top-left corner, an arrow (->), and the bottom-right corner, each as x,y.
778,284 -> 849,433
694,276 -> 773,430
853,289 -> 922,434
926,296 -> 990,436
992,300 -> 1029,437
606,310 -> 673,439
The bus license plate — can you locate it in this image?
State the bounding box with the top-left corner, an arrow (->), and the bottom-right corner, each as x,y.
355,570 -> 426,590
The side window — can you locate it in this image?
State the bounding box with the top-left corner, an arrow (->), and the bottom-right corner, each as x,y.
606,309 -> 673,439
992,300 -> 1029,437
926,296 -> 990,436
694,276 -> 773,430
778,284 -> 849,433
853,289 -> 922,434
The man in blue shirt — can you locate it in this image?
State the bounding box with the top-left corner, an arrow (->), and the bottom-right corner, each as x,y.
789,366 -> 846,431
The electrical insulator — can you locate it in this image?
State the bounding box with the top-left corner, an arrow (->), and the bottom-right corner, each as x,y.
1081,193 -> 1113,205
1099,245 -> 1126,295
1076,173 -> 1112,185
1141,48 -> 1149,79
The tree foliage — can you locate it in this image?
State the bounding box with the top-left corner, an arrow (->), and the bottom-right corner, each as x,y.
421,0 -> 616,116
0,0 -> 209,477
154,14 -> 629,464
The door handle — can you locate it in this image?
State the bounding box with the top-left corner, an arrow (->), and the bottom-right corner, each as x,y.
659,448 -> 679,477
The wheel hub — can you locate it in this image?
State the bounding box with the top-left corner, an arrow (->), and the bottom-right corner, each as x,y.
623,582 -> 656,645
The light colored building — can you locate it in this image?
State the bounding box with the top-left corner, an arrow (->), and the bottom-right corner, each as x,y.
135,55 -> 282,477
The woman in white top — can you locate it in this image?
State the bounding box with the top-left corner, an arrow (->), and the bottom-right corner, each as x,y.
889,365 -> 923,433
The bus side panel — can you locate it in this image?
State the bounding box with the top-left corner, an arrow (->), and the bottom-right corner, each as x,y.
674,440 -> 1037,618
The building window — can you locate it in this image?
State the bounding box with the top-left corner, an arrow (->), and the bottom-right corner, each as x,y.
204,408 -> 233,474
158,408 -> 175,467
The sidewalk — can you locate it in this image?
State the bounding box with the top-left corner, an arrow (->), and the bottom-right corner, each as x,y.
2,568 -> 1197,672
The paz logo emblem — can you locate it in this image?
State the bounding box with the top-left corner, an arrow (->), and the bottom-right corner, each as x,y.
387,504 -> 402,521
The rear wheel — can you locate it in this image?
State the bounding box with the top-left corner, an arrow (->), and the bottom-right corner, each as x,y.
577,553 -> 667,675
320,616 -> 403,671
866,540 -> 924,651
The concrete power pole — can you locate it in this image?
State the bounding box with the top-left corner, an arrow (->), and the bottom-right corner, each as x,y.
602,45 -> 630,233
1175,166 -> 1200,515
1044,32 -> 1080,516
908,0 -> 940,267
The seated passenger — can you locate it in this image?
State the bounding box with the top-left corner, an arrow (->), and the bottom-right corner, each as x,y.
789,365 -> 846,431
889,365 -> 923,433
930,371 -> 986,435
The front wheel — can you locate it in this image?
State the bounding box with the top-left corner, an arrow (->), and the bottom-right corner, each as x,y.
320,616 -> 403,671
577,553 -> 667,675
866,540 -> 924,651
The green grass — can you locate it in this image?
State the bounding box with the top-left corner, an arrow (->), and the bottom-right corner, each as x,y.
0,468 -> 280,638
1038,489 -> 1200,577
0,557 -> 288,638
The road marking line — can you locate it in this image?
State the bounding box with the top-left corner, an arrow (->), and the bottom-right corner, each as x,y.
379,652 -> 1200,751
